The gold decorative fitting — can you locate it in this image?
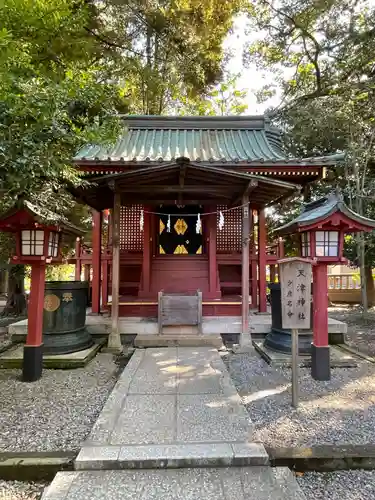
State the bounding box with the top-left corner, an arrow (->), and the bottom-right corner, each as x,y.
174,218 -> 188,235
44,294 -> 60,312
174,244 -> 188,254
62,292 -> 73,302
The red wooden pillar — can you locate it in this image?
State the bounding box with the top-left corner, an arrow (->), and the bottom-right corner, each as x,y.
91,210 -> 102,314
251,210 -> 258,309
140,206 -> 151,296
101,257 -> 109,308
258,208 -> 267,313
23,262 -> 46,382
208,205 -> 220,299
151,212 -> 158,256
312,263 -> 330,380
74,237 -> 82,281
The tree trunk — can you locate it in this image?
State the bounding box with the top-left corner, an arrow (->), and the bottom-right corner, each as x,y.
357,233 -> 368,313
0,269 -> 8,296
1,264 -> 27,317
366,264 -> 374,308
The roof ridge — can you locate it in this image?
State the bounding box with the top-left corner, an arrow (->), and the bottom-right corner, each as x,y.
116,115 -> 268,130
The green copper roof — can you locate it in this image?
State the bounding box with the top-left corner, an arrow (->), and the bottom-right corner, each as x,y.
276,193 -> 375,234
74,115 -> 344,165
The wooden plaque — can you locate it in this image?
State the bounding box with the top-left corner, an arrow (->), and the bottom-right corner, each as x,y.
161,294 -> 199,326
278,258 -> 313,330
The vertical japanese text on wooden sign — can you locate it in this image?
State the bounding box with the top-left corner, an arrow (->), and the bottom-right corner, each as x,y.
279,258 -> 313,330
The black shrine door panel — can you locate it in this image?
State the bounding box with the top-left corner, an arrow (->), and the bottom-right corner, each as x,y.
159,206 -> 203,255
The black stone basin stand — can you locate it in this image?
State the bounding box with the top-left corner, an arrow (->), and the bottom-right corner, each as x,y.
43,281 -> 93,355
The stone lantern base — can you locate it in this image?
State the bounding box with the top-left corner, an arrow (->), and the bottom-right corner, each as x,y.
264,328 -> 312,355
264,283 -> 313,355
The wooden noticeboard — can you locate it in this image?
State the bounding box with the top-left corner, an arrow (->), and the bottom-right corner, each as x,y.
158,291 -> 203,334
278,258 -> 313,330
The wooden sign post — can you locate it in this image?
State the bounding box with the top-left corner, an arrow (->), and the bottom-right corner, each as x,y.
278,257 -> 313,408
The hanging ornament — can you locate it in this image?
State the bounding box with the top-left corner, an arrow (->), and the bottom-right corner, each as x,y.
167,214 -> 171,233
140,209 -> 144,232
219,211 -> 224,231
196,213 -> 201,234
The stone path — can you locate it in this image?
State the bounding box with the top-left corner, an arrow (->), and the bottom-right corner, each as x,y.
75,347 -> 266,469
42,347 -> 307,499
43,467 -> 305,500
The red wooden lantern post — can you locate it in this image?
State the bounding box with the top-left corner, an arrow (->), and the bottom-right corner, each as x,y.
91,210 -> 102,314
0,201 -> 81,382
276,193 -> 375,381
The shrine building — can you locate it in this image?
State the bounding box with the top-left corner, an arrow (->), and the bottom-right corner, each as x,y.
70,115 -> 343,342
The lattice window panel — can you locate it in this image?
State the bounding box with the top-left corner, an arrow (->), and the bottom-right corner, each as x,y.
119,204 -> 143,251
217,205 -> 242,252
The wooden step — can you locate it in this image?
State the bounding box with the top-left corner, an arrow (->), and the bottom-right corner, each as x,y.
150,257 -> 210,296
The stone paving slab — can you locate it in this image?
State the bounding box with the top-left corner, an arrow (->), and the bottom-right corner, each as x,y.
76,442 -> 268,470
176,393 -> 250,443
76,346 -> 264,470
127,347 -> 178,394
110,394 -> 176,445
42,467 -> 307,500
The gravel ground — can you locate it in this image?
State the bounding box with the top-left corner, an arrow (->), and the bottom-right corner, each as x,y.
297,470 -> 375,500
329,305 -> 375,357
0,337 -> 11,350
0,321 -> 12,351
0,353 -> 119,452
0,333 -> 12,351
223,350 -> 375,447
0,481 -> 47,499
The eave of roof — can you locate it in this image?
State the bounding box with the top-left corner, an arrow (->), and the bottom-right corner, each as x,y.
68,162 -> 301,211
276,193 -> 375,234
0,200 -> 82,235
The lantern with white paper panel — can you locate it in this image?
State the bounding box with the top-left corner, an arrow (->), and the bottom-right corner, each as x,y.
20,226 -> 61,259
0,200 -> 82,383
275,192 -> 375,382
300,228 -> 340,259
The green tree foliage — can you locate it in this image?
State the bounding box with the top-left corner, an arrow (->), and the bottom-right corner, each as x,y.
176,72 -> 249,115
0,0 -> 242,307
0,0 -> 123,199
0,1 -> 123,310
86,0 -> 245,114
0,0 -> 242,225
245,0 -> 375,307
245,0 -> 375,105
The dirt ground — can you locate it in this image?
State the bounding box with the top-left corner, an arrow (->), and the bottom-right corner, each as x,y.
329,304 -> 375,357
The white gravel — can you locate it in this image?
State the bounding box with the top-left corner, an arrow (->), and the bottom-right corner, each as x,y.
0,326 -> 12,351
0,353 -> 119,452
223,350 -> 375,447
0,481 -> 47,499
329,305 -> 375,358
297,470 -> 375,500
0,338 -> 11,351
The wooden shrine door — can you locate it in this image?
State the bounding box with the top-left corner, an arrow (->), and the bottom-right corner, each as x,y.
158,205 -> 203,255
